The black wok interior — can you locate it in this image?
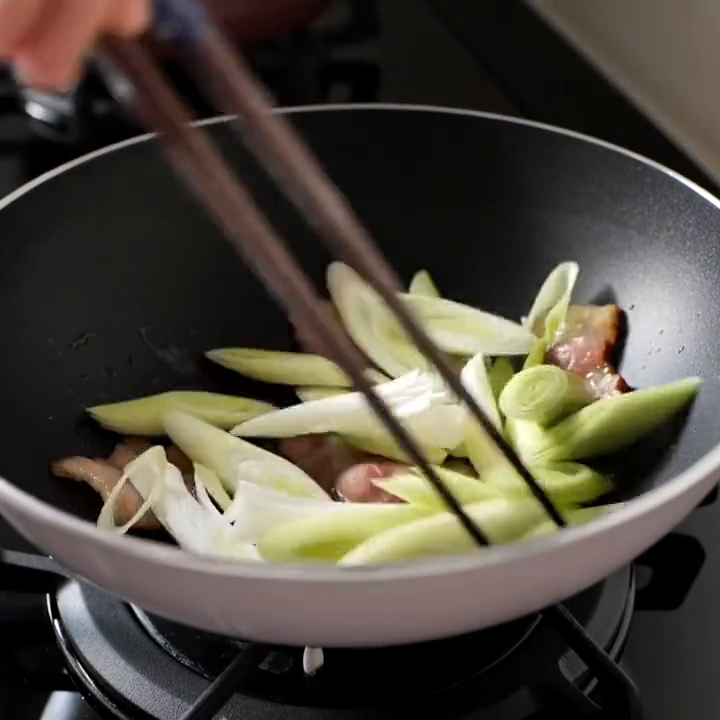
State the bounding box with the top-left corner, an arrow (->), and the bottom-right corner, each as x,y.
0,107 -> 718,522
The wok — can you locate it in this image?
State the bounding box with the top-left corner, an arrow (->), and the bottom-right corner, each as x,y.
0,105 -> 718,647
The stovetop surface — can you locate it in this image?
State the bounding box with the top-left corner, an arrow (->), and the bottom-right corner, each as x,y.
1,1 -> 719,718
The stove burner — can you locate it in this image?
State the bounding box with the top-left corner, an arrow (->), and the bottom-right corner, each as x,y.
49,567 -> 634,719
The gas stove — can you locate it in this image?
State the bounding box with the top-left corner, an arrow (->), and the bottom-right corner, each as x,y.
2,553 -> 642,720
1,1 -> 720,718
0,496 -> 713,720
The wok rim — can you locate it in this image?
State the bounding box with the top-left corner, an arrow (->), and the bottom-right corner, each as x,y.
0,102 -> 717,583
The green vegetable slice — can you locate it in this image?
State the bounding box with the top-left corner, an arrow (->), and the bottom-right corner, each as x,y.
402,293 -> 537,356
163,411 -> 328,499
296,386 -> 348,403
343,434 -> 448,465
507,377 -> 701,464
296,368 -> 389,402
257,504 -> 432,562
87,391 -> 274,436
232,371 -> 466,453
524,261 -> 579,338
520,503 -> 622,541
499,365 -> 594,426
339,498 -> 549,565
101,447 -> 259,561
327,262 -> 429,377
194,463 -> 233,511
522,262 -> 579,369
488,357 -> 515,399
206,348 -> 351,387
461,352 -> 502,430
225,481 -> 337,543
409,270 -> 441,297
374,468 -> 503,508
484,461 -> 613,504
460,352 -> 505,476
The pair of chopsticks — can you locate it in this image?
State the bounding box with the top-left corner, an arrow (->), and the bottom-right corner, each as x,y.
97,0 -> 565,543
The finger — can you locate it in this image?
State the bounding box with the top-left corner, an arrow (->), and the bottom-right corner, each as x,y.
0,0 -> 44,58
15,0 -> 112,90
107,0 -> 152,37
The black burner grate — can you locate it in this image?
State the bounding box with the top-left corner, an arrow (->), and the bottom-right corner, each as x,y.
40,566 -> 638,720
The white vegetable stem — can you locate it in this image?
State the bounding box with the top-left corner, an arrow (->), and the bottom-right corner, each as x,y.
523,261 -> 579,338
206,348 -> 351,387
295,386 -> 348,403
258,503 -> 433,562
232,370 -> 466,453
375,469 -> 504,508
402,293 -> 536,356
484,461 -> 613,504
460,351 -> 506,476
339,497 -> 549,565
101,447 -> 259,561
327,262 -> 429,377
408,269 -> 441,298
87,391 -> 275,436
499,365 -> 593,426
508,377 -> 701,464
163,411 -> 328,498
225,481 -> 336,543
461,352 -> 502,431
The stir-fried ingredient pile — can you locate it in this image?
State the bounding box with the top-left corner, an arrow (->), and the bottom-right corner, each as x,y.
52,262 -> 700,565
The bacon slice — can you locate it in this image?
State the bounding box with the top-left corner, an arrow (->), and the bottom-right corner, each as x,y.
545,304 -> 630,398
279,434 -> 405,502
51,455 -> 160,530
106,438 -> 152,470
336,462 -> 406,503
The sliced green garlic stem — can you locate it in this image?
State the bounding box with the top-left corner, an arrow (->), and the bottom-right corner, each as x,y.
499,365 -> 594,426
206,348 -> 351,387
339,497 -> 549,565
87,391 -> 275,436
409,270 -> 441,298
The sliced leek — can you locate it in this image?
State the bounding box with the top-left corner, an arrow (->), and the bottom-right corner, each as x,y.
327,262 -> 429,377
461,352 -> 502,431
163,411 -> 328,499
257,503 -> 432,562
296,386 -> 348,403
87,391 -> 274,436
524,261 -> 579,338
339,498 -> 548,565
375,468 -> 503,508
206,348 -> 351,387
343,434 -> 448,465
402,293 -> 536,356
484,461 -> 613,504
507,378 -> 701,464
103,447 -> 259,560
520,504 -> 622,542
296,368 -> 388,402
489,357 -> 515,399
499,365 -> 593,426
409,270 -> 441,298
460,351 -> 505,476
232,371 -> 466,453
194,463 -> 233,511
225,481 -> 336,543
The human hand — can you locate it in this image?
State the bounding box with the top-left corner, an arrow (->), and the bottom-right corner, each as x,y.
0,0 -> 150,91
